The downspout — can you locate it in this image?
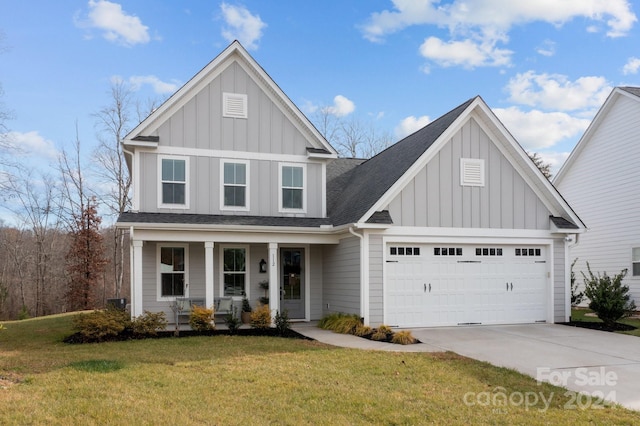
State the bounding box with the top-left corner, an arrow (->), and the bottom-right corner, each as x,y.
349,226 -> 367,325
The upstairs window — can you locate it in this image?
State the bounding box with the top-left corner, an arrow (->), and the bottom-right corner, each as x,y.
160,156 -> 188,207
280,164 -> 305,211
222,161 -> 248,210
633,248 -> 640,276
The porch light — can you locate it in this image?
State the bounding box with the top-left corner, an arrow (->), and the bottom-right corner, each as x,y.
259,258 -> 267,273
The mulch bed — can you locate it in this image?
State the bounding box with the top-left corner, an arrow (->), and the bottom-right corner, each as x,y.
64,327 -> 312,344
559,321 -> 637,333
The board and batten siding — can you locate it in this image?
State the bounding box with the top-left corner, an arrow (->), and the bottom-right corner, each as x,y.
139,152 -> 323,217
387,117 -> 550,229
322,236 -> 361,316
557,94 -> 640,303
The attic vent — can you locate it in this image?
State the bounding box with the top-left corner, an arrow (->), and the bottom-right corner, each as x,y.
460,158 -> 485,187
223,93 -> 248,119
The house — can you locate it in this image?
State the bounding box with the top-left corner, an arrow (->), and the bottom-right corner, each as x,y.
554,86 -> 640,305
116,41 -> 584,328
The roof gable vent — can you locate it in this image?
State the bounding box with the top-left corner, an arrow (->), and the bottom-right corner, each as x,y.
223,92 -> 248,119
460,158 -> 485,187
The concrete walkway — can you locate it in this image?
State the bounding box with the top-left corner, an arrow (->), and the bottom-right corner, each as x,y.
292,323 -> 640,411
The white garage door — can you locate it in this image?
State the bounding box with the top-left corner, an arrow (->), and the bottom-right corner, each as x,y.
386,244 -> 548,327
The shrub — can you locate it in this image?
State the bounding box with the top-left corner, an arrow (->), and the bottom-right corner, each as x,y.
242,298 -> 252,313
318,313 -> 361,334
250,304 -> 271,329
18,305 -> 30,320
224,307 -> 241,335
391,330 -> 416,345
275,310 -> 290,336
189,305 -> 214,331
371,324 -> 393,341
72,308 -> 130,341
571,258 -> 584,306
353,324 -> 372,337
131,311 -> 167,336
583,263 -> 637,328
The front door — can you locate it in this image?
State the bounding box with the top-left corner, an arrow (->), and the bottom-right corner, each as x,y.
280,248 -> 305,319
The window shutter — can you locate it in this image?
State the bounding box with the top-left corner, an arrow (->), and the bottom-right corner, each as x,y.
460,158 -> 485,187
223,93 -> 248,119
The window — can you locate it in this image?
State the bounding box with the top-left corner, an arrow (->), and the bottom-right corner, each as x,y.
159,246 -> 187,298
223,247 -> 247,297
515,248 -> 541,257
434,247 -> 463,256
633,248 -> 640,276
280,164 -> 305,211
160,156 -> 188,208
460,158 -> 485,187
223,92 -> 248,119
389,246 -> 421,256
222,161 -> 248,209
475,248 -> 503,256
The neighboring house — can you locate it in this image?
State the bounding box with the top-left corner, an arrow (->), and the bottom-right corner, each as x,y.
554,86 -> 640,304
116,41 -> 584,328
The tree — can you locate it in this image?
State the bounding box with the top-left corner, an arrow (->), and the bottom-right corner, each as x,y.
66,198 -> 107,311
528,152 -> 552,179
582,263 -> 636,329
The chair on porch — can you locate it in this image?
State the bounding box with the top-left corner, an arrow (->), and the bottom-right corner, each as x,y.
214,297 -> 233,322
175,297 -> 206,327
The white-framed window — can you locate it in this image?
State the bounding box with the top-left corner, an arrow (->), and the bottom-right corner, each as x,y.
157,244 -> 189,300
460,158 -> 485,187
279,163 -> 306,212
632,248 -> 640,276
159,155 -> 189,208
221,160 -> 249,211
220,245 -> 249,297
223,92 -> 248,119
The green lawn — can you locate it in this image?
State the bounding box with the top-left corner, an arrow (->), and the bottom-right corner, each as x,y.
571,308 -> 640,337
1,314 -> 639,425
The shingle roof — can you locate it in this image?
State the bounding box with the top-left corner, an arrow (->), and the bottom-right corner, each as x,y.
620,86 -> 640,97
118,212 -> 332,227
327,97 -> 476,225
549,216 -> 579,230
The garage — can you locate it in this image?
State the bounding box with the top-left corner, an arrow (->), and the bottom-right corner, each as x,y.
385,244 -> 548,327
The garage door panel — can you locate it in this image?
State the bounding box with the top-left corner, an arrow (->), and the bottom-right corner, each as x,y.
386,244 -> 548,327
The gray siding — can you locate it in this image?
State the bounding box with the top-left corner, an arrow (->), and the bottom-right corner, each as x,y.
387,118 -> 551,229
322,236 -> 361,316
368,233 -> 384,326
309,245 -> 323,320
553,238 -> 567,322
557,94 -> 640,304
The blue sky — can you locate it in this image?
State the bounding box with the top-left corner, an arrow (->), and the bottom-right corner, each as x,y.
1,0 -> 639,176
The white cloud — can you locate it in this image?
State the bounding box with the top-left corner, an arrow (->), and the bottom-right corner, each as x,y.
494,107 -> 590,150
419,36 -> 511,69
77,0 -> 150,47
220,3 -> 266,50
395,115 -> 431,139
2,131 -> 58,159
322,95 -> 355,117
505,71 -> 611,111
623,57 -> 640,75
535,40 -> 556,57
128,75 -> 181,95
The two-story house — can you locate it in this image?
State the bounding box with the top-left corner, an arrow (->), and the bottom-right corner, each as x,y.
117,41 -> 584,328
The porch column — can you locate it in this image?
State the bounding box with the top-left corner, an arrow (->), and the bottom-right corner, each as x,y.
268,242 -> 279,321
205,242 -> 215,309
132,240 -> 143,318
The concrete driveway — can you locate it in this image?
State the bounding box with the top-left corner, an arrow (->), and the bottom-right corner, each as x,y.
410,324 -> 640,411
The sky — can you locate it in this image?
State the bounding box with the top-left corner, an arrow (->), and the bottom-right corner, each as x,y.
1,0 -> 639,182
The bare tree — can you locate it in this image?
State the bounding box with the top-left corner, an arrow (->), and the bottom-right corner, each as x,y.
92,79 -> 162,298
528,151 -> 552,180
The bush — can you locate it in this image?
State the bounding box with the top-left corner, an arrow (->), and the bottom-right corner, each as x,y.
583,263 -> 636,328
371,324 -> 393,341
318,313 -> 361,334
275,310 -> 290,336
73,308 -> 131,341
131,311 -> 167,336
353,324 -> 372,337
250,304 -> 271,329
224,307 -> 241,335
189,305 -> 214,331
391,330 -> 416,345
18,305 -> 30,320
242,298 -> 252,313
571,258 -> 584,306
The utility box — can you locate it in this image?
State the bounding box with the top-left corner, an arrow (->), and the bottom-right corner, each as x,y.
107,298 -> 127,310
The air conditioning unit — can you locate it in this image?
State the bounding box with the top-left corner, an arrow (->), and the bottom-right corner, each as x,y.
107,298 -> 127,310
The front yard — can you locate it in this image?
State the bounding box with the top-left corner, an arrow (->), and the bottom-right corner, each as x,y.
1,314 -> 639,424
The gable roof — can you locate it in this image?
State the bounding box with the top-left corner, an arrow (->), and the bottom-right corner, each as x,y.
328,96 -> 585,230
554,86 -> 640,184
122,40 -> 336,157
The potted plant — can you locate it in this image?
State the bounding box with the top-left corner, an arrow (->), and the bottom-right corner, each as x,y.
241,297 -> 252,324
259,280 -> 269,305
